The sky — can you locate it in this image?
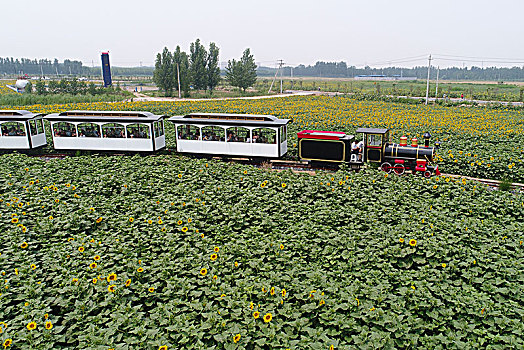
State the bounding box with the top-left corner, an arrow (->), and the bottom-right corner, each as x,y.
2,0 -> 524,68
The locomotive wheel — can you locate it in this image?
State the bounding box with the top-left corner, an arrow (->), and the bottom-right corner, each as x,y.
423,170 -> 432,178
393,164 -> 405,175
380,162 -> 392,173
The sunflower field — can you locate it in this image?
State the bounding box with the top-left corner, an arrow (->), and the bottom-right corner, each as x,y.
5,95 -> 524,182
0,153 -> 523,349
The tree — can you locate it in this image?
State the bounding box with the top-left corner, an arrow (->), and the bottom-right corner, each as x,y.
189,39 -> 208,91
206,42 -> 220,94
153,47 -> 175,96
173,46 -> 190,97
226,48 -> 257,92
35,80 -> 46,95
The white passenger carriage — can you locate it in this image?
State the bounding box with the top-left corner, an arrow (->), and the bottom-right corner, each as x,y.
168,113 -> 290,158
0,110 -> 46,149
44,111 -> 166,152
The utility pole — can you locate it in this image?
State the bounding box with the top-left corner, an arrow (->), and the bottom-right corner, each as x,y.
279,59 -> 283,94
176,63 -> 181,98
425,54 -> 432,105
435,66 -> 440,98
290,66 -> 293,90
268,60 -> 283,94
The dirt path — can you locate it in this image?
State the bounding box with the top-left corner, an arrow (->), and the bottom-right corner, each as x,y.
127,91 -> 316,102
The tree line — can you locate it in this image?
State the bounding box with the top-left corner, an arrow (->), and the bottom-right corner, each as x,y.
153,40 -> 257,96
0,57 -> 84,75
258,61 -> 524,81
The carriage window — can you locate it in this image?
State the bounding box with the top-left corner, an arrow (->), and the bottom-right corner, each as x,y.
367,134 -> 382,146
78,123 -> 101,138
53,122 -> 77,137
226,127 -> 250,143
1,122 -> 26,137
102,123 -> 125,138
126,124 -> 150,139
37,119 -> 44,134
202,126 -> 225,142
280,125 -> 287,142
154,121 -> 164,138
29,120 -> 38,135
252,128 -> 276,144
178,125 -> 200,140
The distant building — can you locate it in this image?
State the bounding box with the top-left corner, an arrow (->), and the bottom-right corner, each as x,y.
354,75 -> 417,81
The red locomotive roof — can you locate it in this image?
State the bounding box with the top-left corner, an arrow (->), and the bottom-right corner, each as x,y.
297,130 -> 348,140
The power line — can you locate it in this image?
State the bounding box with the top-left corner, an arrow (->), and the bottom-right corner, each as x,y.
433,57 -> 524,64
434,53 -> 524,61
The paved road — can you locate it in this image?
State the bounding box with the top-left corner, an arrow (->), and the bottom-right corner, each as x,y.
125,90 -> 522,106
127,91 -> 314,102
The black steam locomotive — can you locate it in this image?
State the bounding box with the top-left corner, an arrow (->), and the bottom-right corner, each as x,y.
298,127 -> 440,177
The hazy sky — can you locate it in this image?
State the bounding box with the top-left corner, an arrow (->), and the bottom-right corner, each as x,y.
2,0 -> 523,68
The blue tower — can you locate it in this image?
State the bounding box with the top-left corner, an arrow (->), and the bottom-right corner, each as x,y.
101,52 -> 112,87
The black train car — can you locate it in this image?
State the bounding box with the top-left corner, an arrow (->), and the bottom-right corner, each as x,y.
297,130 -> 354,163
298,128 -> 440,176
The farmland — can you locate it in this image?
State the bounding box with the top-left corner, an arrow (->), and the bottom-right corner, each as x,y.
0,96 -> 523,349
7,95 -> 524,182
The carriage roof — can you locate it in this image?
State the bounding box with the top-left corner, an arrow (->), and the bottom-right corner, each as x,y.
0,110 -> 45,121
44,110 -> 165,123
168,113 -> 290,127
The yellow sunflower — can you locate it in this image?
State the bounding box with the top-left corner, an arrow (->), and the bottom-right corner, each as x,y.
263,313 -> 272,323
107,285 -> 116,292
200,268 -> 207,276
409,239 -> 417,247
26,321 -> 37,331
45,321 -> 53,330
233,334 -> 241,343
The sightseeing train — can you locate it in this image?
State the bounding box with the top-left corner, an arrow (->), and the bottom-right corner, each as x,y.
0,110 -> 440,176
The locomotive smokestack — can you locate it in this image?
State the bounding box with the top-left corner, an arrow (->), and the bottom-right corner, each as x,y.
411,137 -> 418,147
423,132 -> 431,147
400,136 -> 408,146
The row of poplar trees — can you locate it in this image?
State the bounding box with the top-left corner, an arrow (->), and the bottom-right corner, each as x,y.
153,39 -> 257,97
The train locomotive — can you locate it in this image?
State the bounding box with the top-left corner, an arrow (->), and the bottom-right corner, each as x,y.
0,109 -> 441,176
298,127 -> 440,177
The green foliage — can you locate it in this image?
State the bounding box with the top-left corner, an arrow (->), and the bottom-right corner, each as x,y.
226,48 -> 257,92
153,48 -> 175,97
0,154 -> 522,349
498,178 -> 513,191
173,46 -> 190,97
35,81 -> 46,95
25,82 -> 32,94
207,42 -> 221,94
0,93 -> 127,106
189,39 -> 208,91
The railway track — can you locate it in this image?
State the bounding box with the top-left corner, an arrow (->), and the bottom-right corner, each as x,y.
31,152 -> 524,192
